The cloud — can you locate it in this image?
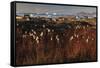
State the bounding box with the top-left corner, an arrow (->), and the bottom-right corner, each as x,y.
16,3 -> 96,15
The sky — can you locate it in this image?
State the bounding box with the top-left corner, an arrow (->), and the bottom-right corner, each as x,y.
16,3 -> 96,15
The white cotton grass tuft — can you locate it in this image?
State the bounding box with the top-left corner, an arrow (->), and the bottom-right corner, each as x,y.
36,36 -> 39,44
86,38 -> 89,43
70,36 -> 73,41
40,32 -> 43,37
51,37 -> 53,40
33,31 -> 36,34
